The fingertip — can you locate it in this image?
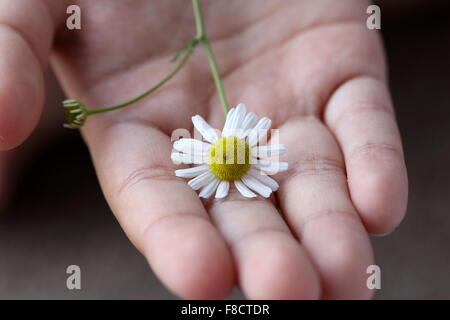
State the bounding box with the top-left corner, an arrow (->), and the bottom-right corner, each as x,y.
238,233 -> 321,300
349,152 -> 408,235
0,96 -> 43,150
0,35 -> 44,150
320,243 -> 374,300
305,223 -> 374,299
143,216 -> 235,299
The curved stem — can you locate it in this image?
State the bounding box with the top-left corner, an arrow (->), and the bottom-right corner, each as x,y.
192,0 -> 230,116
81,0 -> 229,118
86,45 -> 194,115
202,40 -> 230,116
193,0 -> 205,40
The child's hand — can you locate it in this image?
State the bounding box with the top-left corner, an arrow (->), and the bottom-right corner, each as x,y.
0,0 -> 407,299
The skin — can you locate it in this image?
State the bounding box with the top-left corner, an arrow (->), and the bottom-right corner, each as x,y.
0,0 -> 408,299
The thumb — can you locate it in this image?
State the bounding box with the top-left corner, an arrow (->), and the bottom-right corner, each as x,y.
0,0 -> 67,150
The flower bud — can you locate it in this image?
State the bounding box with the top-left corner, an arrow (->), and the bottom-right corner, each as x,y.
63,100 -> 88,129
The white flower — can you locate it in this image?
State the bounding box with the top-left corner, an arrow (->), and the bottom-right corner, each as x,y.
171,103 -> 288,199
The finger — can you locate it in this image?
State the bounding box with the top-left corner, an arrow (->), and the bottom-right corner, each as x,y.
207,193 -> 320,300
0,0 -> 59,149
324,76 -> 408,234
82,119 -> 234,299
277,117 -> 374,299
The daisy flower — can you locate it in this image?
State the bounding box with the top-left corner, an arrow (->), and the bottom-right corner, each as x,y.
171,103 -> 288,199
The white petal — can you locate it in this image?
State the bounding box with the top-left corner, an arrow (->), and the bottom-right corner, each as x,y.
215,180 -> 230,198
242,112 -> 257,130
188,171 -> 216,190
241,174 -> 272,198
238,112 -> 257,139
171,152 -> 207,164
221,108 -> 235,137
247,169 -> 279,191
171,152 -> 192,164
199,178 -> 221,198
253,161 -> 288,174
275,162 -> 288,172
234,180 -> 257,198
255,117 -> 272,131
192,115 -> 219,143
248,117 -> 272,146
224,103 -> 246,137
175,165 -> 209,178
252,144 -> 286,158
231,103 -> 246,129
174,139 -> 211,155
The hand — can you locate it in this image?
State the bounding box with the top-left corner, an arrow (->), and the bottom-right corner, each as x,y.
0,0 -> 407,299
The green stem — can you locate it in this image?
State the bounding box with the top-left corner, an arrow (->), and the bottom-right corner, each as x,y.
82,0 -> 229,118
192,0 -> 230,116
193,0 -> 205,40
86,45 -> 194,115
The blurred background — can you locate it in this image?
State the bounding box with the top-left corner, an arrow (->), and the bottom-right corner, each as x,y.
0,1 -> 449,299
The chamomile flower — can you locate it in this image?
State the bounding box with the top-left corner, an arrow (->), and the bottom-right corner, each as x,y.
172,103 -> 288,199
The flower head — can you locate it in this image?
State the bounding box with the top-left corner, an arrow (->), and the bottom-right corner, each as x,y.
63,99 -> 88,129
172,103 -> 288,199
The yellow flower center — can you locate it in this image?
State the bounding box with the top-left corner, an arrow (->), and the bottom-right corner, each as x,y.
209,137 -> 251,180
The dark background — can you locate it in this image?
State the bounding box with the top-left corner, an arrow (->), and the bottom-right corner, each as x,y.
0,2 -> 449,299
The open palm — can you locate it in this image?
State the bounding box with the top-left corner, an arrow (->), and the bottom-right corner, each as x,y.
1,0 -> 407,299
